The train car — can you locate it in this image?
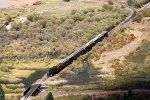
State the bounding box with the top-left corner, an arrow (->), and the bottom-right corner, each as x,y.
23,87 -> 31,96
31,84 -> 41,96
59,58 -> 69,68
71,46 -> 85,60
84,31 -> 108,52
23,84 -> 41,97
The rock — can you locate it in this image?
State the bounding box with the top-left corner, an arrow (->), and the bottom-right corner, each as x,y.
33,1 -> 42,5
18,16 -> 28,23
6,22 -> 11,30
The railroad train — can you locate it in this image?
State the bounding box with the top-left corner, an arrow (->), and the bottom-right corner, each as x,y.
46,30 -> 110,77
23,25 -> 115,97
23,6 -> 137,98
46,25 -> 117,77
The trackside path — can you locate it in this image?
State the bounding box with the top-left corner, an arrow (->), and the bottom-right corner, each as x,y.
38,89 -> 150,97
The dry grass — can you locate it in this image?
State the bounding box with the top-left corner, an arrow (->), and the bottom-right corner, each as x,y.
11,69 -> 35,78
36,0 -> 106,16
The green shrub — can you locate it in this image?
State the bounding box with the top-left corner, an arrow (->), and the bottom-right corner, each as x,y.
133,13 -> 142,22
0,85 -> 5,100
27,14 -> 42,22
71,12 -> 84,22
5,15 -> 12,22
88,8 -> 95,13
102,4 -> 113,11
127,88 -> 133,97
45,92 -> 53,100
11,22 -> 21,31
0,24 -> 5,30
71,9 -> 77,15
141,8 -> 150,17
38,20 -> 47,28
108,0 -> 113,5
127,0 -> 140,8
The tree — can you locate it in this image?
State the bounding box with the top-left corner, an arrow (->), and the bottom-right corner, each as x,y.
0,85 -> 5,100
45,92 -> 53,100
127,88 -> 133,98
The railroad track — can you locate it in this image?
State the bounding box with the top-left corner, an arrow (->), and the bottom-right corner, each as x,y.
21,2 -> 150,99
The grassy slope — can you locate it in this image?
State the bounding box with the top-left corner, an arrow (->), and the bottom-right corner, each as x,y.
38,0 -> 106,16
0,2 -> 129,94
46,8 -> 150,92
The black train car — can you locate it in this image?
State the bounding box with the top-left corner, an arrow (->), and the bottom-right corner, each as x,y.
84,31 -> 108,52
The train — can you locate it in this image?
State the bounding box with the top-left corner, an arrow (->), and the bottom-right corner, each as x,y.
46,30 -> 110,77
22,4 -> 138,98
23,25 -> 115,98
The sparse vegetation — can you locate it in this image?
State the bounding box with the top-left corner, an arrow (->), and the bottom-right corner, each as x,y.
1,0 -> 150,99
108,0 -> 114,5
109,40 -> 150,89
54,93 -> 150,100
0,5 -> 128,93
141,8 -> 150,17
127,0 -> 150,8
5,15 -> 12,22
0,85 -> 5,100
133,8 -> 150,22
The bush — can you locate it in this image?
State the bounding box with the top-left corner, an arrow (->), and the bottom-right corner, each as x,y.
38,20 -> 47,28
132,13 -> 142,22
102,4 -> 113,11
127,0 -> 140,8
141,8 -> 150,17
45,92 -> 53,100
5,15 -> 12,22
0,85 -> 5,100
108,0 -> 113,5
11,22 -> 21,31
127,88 -> 133,98
71,10 -> 77,15
0,24 -> 5,30
71,12 -> 84,22
27,14 -> 42,22
0,67 -> 10,72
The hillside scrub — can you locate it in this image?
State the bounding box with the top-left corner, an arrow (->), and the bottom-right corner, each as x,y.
127,0 -> 150,8
54,93 -> 150,100
110,40 -> 150,89
0,85 -> 5,100
0,5 -> 128,93
0,5 -> 128,59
